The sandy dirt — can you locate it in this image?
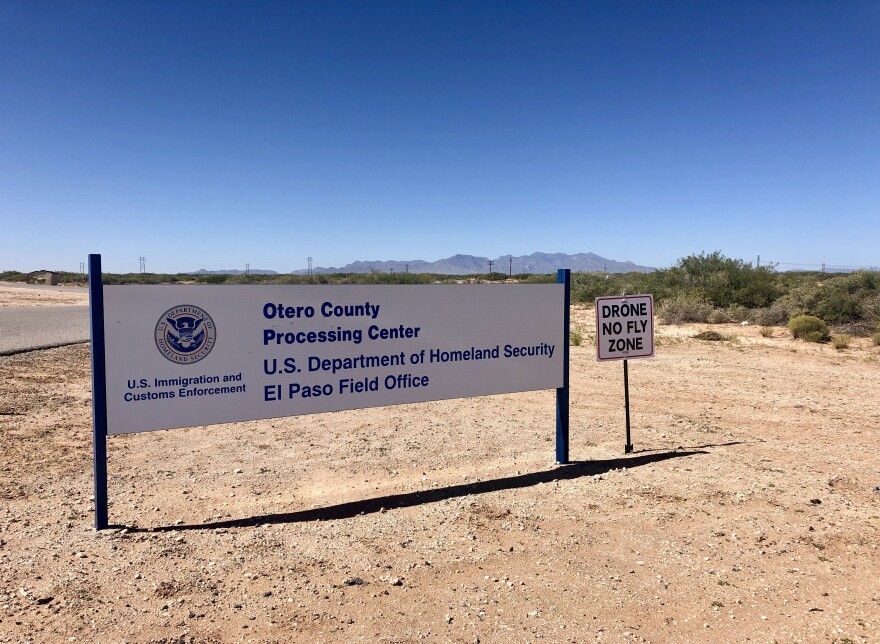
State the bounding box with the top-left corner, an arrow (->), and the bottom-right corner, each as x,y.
1,296 -> 879,643
0,285 -> 89,308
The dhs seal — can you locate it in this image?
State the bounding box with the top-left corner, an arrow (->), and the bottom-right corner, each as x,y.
154,305 -> 216,364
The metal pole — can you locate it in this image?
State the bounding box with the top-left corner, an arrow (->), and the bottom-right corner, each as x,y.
556,269 -> 570,464
89,254 -> 110,529
623,358 -> 633,453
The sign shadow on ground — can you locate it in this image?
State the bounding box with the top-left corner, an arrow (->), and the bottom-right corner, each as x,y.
130,449 -> 706,533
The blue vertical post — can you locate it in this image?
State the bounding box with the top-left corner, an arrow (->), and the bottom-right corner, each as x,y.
556,269 -> 570,464
89,254 -> 109,530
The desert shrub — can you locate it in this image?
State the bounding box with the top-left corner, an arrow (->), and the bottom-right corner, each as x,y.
706,307 -> 749,323
102,272 -> 185,285
788,315 -> 828,341
570,327 -> 582,346
766,271 -> 880,331
872,332 -> 880,346
0,271 -> 27,282
772,291 -> 816,320
658,293 -> 712,324
57,271 -> 87,284
726,304 -> 749,322
571,272 -> 621,301
861,294 -> 880,330
831,334 -> 852,350
760,327 -> 774,338
707,308 -> 729,324
751,305 -> 789,326
815,280 -> 863,323
830,321 -> 877,337
196,274 -> 227,284
693,330 -> 725,341
522,273 -> 557,284
337,271 -> 432,285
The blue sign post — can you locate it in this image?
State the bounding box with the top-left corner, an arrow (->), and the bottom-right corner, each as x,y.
556,268 -> 570,464
89,254 -> 110,530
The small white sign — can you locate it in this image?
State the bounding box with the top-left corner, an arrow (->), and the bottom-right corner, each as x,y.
595,294 -> 654,362
102,284 -> 565,434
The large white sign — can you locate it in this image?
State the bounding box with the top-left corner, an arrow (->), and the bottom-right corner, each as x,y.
595,294 -> 654,362
102,285 -> 565,434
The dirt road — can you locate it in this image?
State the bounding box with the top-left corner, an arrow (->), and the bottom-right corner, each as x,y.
0,306 -> 89,355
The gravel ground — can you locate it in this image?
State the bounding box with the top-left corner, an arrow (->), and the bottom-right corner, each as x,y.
1,302 -> 879,643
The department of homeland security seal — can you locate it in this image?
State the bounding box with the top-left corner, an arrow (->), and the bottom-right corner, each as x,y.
154,305 -> 216,364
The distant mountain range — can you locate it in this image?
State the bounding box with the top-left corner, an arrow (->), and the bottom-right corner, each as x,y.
291,252 -> 653,275
194,252 -> 654,276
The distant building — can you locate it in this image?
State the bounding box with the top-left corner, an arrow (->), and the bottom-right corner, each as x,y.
26,270 -> 60,286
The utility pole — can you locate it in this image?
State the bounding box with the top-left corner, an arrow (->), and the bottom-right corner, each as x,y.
509,256 -> 512,276
79,261 -> 85,279
405,264 -> 409,273
487,260 -> 494,273
822,262 -> 826,273
245,262 -> 250,277
307,257 -> 313,276
757,255 -> 760,268
138,257 -> 146,274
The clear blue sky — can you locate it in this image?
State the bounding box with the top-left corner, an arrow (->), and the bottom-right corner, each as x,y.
2,1 -> 878,274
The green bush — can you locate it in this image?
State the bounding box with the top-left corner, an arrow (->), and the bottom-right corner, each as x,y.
872,332 -> 880,346
831,334 -> 852,350
570,327 -> 582,346
788,315 -> 828,341
663,252 -> 780,308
